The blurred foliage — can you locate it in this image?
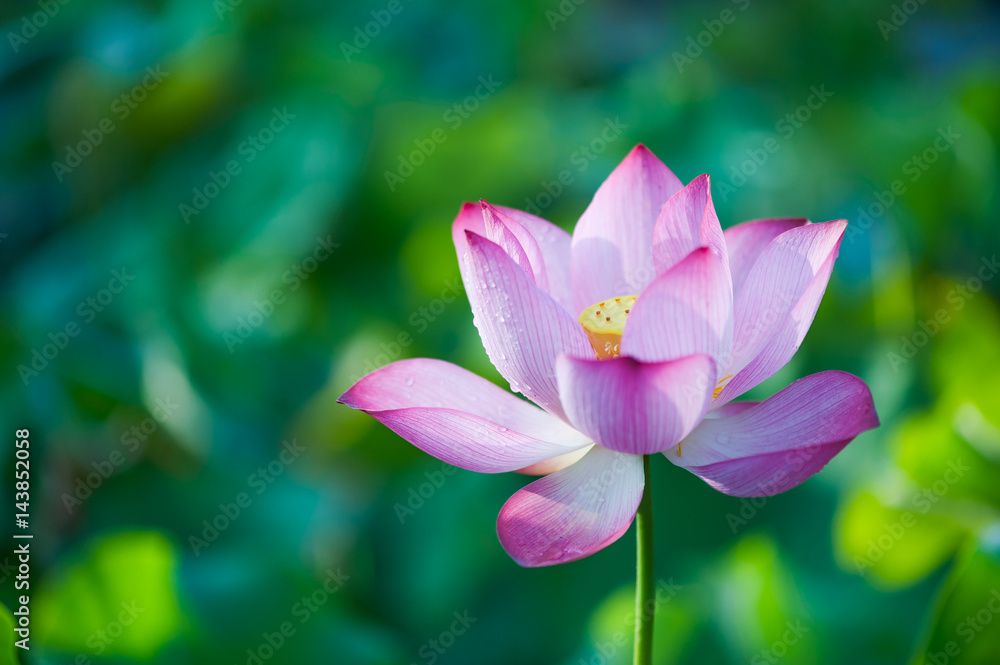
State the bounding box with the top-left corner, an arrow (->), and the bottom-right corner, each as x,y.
913,534 -> 1000,665
0,603 -> 16,665
34,531 -> 181,658
1,0 -> 999,663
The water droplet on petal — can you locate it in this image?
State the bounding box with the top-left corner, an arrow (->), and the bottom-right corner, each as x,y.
404,376 -> 415,386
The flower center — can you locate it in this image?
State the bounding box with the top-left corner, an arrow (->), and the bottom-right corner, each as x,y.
713,374 -> 733,399
578,296 -> 638,360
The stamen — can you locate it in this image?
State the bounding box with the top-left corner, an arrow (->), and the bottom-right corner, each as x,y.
714,374 -> 733,399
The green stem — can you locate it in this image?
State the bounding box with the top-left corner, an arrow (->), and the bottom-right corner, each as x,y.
634,454 -> 654,665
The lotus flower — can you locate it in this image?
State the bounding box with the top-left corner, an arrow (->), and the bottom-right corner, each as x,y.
339,145 -> 878,568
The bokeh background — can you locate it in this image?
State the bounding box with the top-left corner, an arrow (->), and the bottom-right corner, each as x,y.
2,0 -> 1000,663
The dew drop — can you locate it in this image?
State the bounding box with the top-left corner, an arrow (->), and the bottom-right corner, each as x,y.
404,376 -> 415,386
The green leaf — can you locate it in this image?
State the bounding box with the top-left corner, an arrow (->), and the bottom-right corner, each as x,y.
584,579 -> 705,664
713,535 -> 820,662
896,408 -> 1000,510
34,531 -> 181,659
909,529 -> 1000,665
836,491 -> 967,589
0,602 -> 19,665
929,290 -> 1000,422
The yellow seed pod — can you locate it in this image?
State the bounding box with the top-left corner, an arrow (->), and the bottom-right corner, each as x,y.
578,296 -> 638,360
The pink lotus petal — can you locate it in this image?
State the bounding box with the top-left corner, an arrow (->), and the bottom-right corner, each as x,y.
498,208 -> 575,315
498,446 -> 644,566
571,145 -> 684,311
452,201 -> 485,237
481,201 -> 540,286
463,231 -> 593,419
669,371 -> 878,496
453,202 -> 574,314
707,401 -> 759,418
723,218 -> 808,299
339,358 -> 590,472
556,354 -> 716,454
486,202 -> 576,314
622,246 -> 733,370
516,446 -> 593,475
717,219 -> 846,404
651,174 -> 729,278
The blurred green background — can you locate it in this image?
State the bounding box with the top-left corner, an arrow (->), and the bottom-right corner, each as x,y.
2,0 -> 999,663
